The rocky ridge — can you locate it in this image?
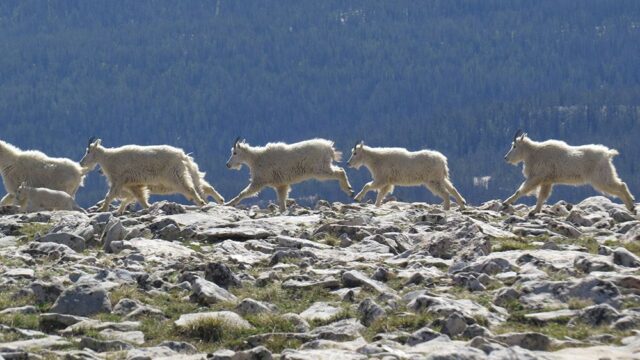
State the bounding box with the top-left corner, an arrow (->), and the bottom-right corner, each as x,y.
0,196 -> 639,359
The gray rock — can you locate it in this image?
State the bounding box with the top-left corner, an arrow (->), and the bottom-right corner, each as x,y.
462,324 -> 493,339
79,336 -> 133,352
574,256 -> 614,273
101,217 -> 126,253
309,318 -> 364,341
613,315 -> 640,331
39,313 -> 90,331
570,304 -> 621,326
36,232 -> 86,252
59,319 -> 141,335
269,249 -> 318,265
342,270 -> 392,294
613,247 -> 640,267
282,278 -> 341,290
407,294 -> 502,325
524,309 -> 578,323
98,329 -> 145,345
3,267 -> 35,279
340,233 -> 353,247
23,241 -> 76,256
452,272 -> 486,292
29,281 -> 64,304
442,312 -> 467,337
0,305 -> 37,315
406,327 -> 445,346
460,257 -> 513,275
113,298 -> 145,316
50,282 -> 112,317
357,298 -> 385,326
625,224 -> 640,242
157,340 -> 198,354
0,305 -> 38,315
191,277 -> 238,305
174,311 -> 253,330
235,298 -> 277,315
226,346 -> 273,360
494,332 -> 551,351
487,347 -> 540,359
126,346 -> 179,360
0,335 -> 70,352
281,313 -> 310,333
372,267 -> 390,282
300,302 -> 341,322
520,277 -> 621,309
205,262 -> 242,289
277,235 -> 330,249
470,336 -> 505,354
493,287 -> 520,306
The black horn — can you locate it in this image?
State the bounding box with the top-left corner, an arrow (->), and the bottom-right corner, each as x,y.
87,136 -> 96,148
233,136 -> 241,148
353,140 -> 363,150
512,129 -> 523,142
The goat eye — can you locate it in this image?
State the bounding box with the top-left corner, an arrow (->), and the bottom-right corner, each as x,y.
233,152 -> 237,155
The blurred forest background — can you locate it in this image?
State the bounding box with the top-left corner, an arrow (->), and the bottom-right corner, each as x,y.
1,0 -> 639,207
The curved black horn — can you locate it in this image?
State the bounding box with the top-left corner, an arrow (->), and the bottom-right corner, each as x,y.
233,136 -> 241,148
513,129 -> 523,142
87,136 -> 96,148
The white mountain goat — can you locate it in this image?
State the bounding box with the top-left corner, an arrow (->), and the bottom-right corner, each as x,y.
80,138 -> 221,212
504,130 -> 636,215
225,138 -> 354,211
110,157 -> 225,213
347,141 -> 466,209
0,140 -> 84,206
15,182 -> 85,213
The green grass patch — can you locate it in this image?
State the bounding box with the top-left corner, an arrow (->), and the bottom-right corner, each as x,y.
495,321 -> 630,346
567,298 -> 594,310
230,283 -> 335,314
0,255 -> 25,267
492,237 -> 536,252
19,222 -> 53,242
0,291 -> 36,311
139,312 -> 306,353
0,313 -> 40,330
573,237 -> 600,254
604,239 -> 640,257
108,286 -> 199,320
363,311 -> 435,341
447,288 -> 494,309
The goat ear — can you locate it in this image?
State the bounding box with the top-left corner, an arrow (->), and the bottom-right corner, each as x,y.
520,133 -> 527,140
358,140 -> 364,148
95,139 -> 102,146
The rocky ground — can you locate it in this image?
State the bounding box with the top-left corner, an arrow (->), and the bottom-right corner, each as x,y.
0,196 -> 640,359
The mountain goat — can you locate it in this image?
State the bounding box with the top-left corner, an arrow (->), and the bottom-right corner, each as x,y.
504,130 -> 636,215
109,157 -> 225,213
347,141 -> 466,209
80,138 -> 221,212
0,140 -> 84,206
225,138 -> 354,211
15,183 -> 85,213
